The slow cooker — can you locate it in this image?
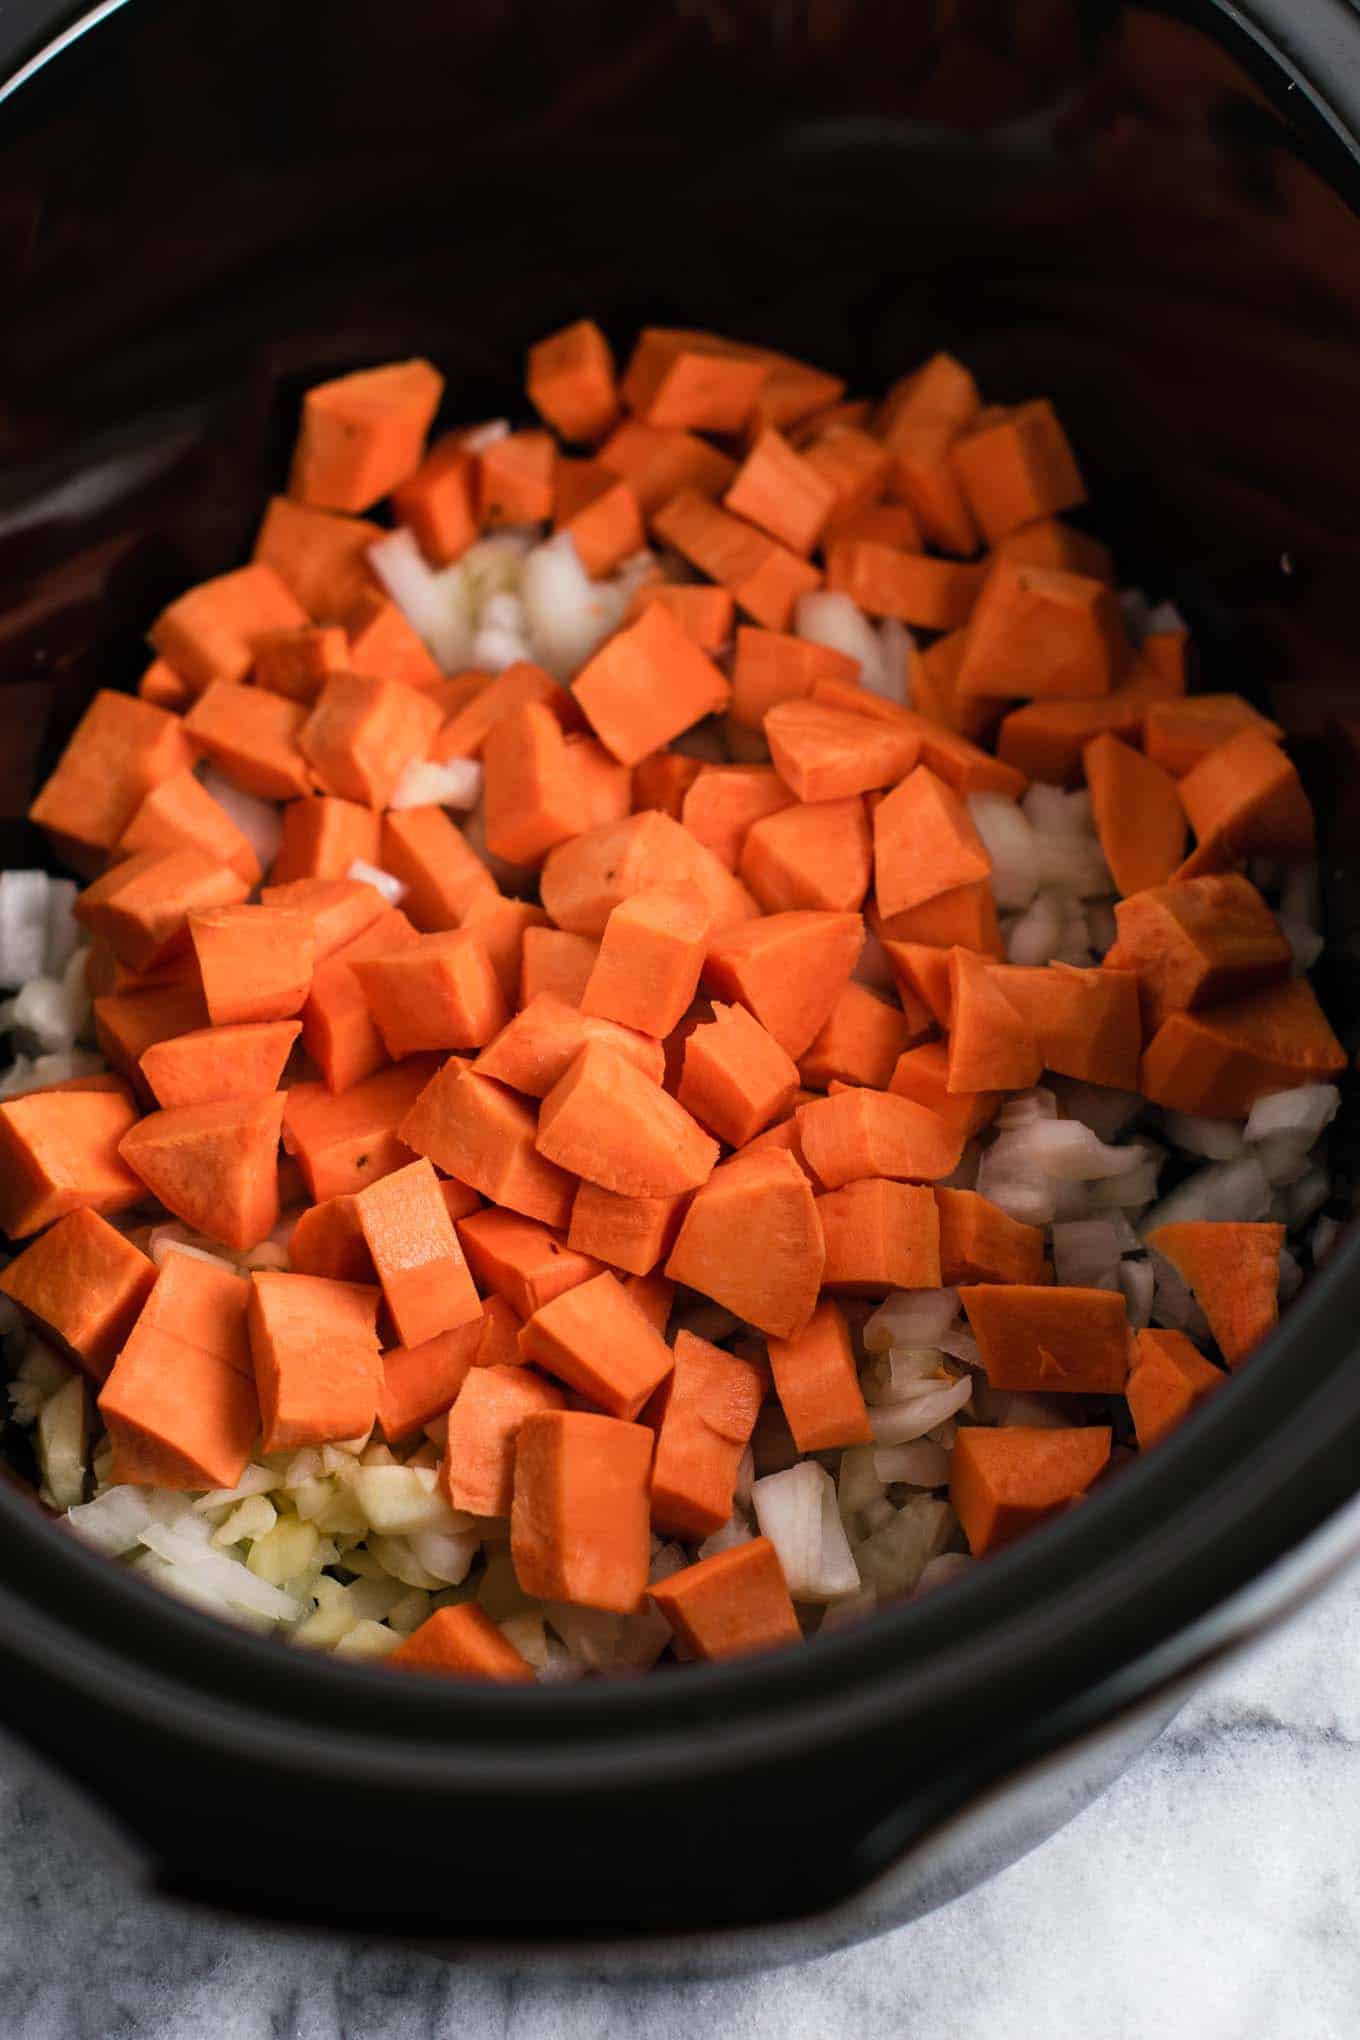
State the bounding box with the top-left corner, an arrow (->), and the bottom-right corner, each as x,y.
0,0 -> 1357,1971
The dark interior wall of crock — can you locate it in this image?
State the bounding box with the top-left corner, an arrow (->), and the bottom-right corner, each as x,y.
2,0 -> 1359,876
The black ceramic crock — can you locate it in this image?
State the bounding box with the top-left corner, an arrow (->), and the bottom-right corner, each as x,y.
1,0 -> 1358,1971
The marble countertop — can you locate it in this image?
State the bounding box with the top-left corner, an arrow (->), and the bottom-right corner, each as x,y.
3,1562 -> 1358,2040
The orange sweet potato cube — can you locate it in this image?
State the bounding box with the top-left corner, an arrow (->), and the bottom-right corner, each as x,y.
352,930 -> 507,1057
290,358 -> 444,513
98,1325 -> 259,1490
0,1086 -> 144,1239
253,624 -> 350,702
29,690 -> 195,874
0,1208 -> 155,1383
648,1537 -> 800,1660
580,884 -> 713,1038
247,1269 -> 383,1451
517,1269 -> 674,1419
183,682 -> 313,800
388,1603 -> 535,1681
300,673 -> 444,810
572,601 -> 730,768
724,428 -> 836,556
510,1409 -> 653,1612
189,904 -> 316,1026
949,398 -> 1086,544
441,1362 -> 566,1517
478,430 -> 556,526
528,318 -> 620,442
354,1156 -> 481,1350
150,563 -> 308,693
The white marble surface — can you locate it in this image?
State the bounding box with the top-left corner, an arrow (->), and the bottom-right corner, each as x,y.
3,1564 -> 1359,2040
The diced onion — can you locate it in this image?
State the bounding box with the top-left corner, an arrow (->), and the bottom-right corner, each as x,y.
872,1441 -> 950,1487
869,1375 -> 972,1444
751,1460 -> 860,1602
1141,1156 -> 1271,1234
1244,1084 -> 1340,1146
1006,888 -> 1064,966
369,528 -> 473,672
387,757 -> 484,814
1052,1218 -> 1122,1290
199,769 -> 283,875
520,532 -> 621,682
968,794 -> 1039,910
0,871 -> 52,991
793,591 -> 885,694
346,859 -> 407,907
863,1288 -> 959,1353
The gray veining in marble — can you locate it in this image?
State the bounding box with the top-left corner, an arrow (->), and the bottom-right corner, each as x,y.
3,1563 -> 1359,2040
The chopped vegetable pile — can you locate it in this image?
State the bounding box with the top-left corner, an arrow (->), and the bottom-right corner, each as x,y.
0,324 -> 1348,1681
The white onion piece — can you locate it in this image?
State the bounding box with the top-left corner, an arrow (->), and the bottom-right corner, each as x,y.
193,1466 -> 277,1513
0,872 -> 51,989
44,879 -> 80,978
1141,1156 -> 1272,1234
461,531 -> 536,614
66,1484 -> 153,1555
1245,1084 -> 1339,1146
468,627 -> 527,673
915,1553 -> 973,1597
997,1088 -> 1058,1130
520,532 -> 620,681
935,1328 -> 982,1368
1006,888 -> 1064,965
869,1375 -> 972,1444
1052,1218 -> 1122,1290
387,756 -> 483,814
1118,1256 -> 1155,1329
460,418 -> 510,454
1086,1161 -> 1161,1211
968,794 -> 1039,909
1287,1168 -> 1330,1230
875,618 -> 915,705
199,768 -> 283,875
863,1288 -> 959,1353
1161,1111 -> 1248,1161
152,1236 -> 234,1272
369,529 -> 473,672
137,1524 -> 299,1620
1031,827 -> 1111,897
1016,1120 -> 1147,1182
751,1460 -> 859,1602
793,590 -> 885,694
697,1512 -> 755,1560
1254,1134 -> 1315,1187
873,1441 -> 949,1488
1021,784 -> 1090,838
0,968 -> 85,1054
408,1528 -> 481,1586
974,1149 -> 1059,1227
346,859 -> 407,907
1283,921 -> 1324,975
